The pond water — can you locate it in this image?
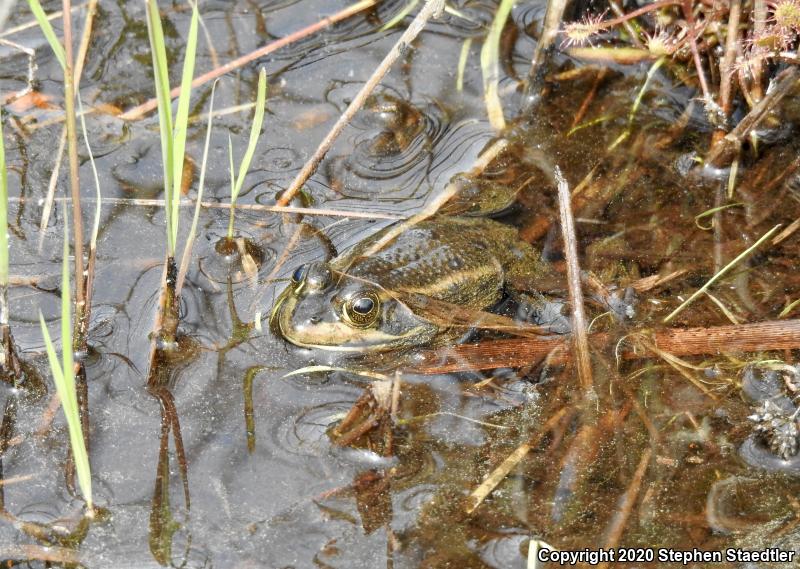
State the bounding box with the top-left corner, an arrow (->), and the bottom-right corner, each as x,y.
2,0 -> 800,567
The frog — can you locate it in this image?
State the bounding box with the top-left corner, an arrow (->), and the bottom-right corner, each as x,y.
270,215 -> 550,353
361,92 -> 426,157
325,93 -> 429,197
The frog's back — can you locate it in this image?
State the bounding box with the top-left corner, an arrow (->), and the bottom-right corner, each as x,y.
331,217 -> 546,307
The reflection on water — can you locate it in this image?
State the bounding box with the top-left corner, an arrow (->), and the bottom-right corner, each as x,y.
2,0 -> 800,566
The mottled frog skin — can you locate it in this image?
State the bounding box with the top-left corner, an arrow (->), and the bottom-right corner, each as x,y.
270,216 -> 548,352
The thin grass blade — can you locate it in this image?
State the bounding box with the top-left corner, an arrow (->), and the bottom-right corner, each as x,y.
36,216 -> 92,509
38,312 -> 65,390
480,0 -> 513,131
380,0 -> 419,31
26,0 -> 66,70
145,0 -> 176,255
177,80 -> 218,297
231,68 -> 267,205
76,94 -> 102,250
61,215 -> 92,509
170,1 -> 199,248
663,224 -> 782,323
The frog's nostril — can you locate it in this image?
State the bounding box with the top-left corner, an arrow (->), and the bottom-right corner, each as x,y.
309,316 -> 321,324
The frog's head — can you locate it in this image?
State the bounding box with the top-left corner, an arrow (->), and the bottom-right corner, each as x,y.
270,261 -> 437,352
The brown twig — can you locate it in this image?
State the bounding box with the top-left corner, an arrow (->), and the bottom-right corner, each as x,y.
706,67 -> 800,166
597,447 -> 653,569
119,0 -> 378,121
411,319 -> 800,374
276,0 -> 444,207
751,0 -> 767,101
62,0 -> 86,321
718,0 -> 740,123
570,68 -> 607,129
556,167 -> 593,392
681,0 -> 712,108
0,2 -> 88,39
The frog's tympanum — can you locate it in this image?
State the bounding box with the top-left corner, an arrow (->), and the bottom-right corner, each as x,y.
270,216 -> 548,353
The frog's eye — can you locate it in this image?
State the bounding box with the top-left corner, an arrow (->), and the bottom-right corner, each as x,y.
342,291 -> 380,328
291,264 -> 307,284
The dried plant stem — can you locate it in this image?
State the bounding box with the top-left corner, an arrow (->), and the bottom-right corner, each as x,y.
707,67 -> 800,166
412,319 -> 800,374
276,0 -> 445,207
556,167 -> 592,392
359,183 -> 457,258
61,0 -> 86,344
718,0 -> 740,121
465,408 -> 570,514
607,0 -> 644,48
597,448 -> 653,568
751,0 -> 767,101
524,0 -> 568,103
0,2 -> 86,39
37,0 -> 94,247
22,195 -> 404,220
663,223 -> 781,323
37,116 -> 67,252
120,0 -> 377,121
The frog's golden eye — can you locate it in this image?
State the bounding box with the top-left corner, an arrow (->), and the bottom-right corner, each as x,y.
342,291 -> 380,328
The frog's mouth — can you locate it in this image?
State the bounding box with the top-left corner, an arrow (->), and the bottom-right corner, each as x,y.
270,287 -> 428,352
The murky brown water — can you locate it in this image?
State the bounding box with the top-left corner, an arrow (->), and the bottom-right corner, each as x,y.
3,0 -> 800,567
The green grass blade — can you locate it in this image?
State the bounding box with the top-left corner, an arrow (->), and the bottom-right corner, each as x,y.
177,80 -> 218,297
227,135 -> 235,198
380,0 -> 419,31
37,218 -> 92,510
231,68 -> 267,205
38,312 -> 65,390
26,0 -> 66,70
170,1 -> 199,250
663,224 -> 783,323
61,214 -> 92,510
145,0 -> 176,255
480,0 -> 514,131
0,114 -> 8,291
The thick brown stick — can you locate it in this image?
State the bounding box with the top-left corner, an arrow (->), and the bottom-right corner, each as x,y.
555,167 -> 592,391
411,319 -> 800,374
119,0 -> 377,121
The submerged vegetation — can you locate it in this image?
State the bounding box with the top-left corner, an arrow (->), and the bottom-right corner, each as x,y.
1,0 -> 800,565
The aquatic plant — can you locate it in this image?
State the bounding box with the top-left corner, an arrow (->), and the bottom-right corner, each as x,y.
26,0 -> 88,342
144,0 -> 199,343
146,0 -> 198,260
480,0 -> 514,130
38,212 -> 93,512
226,68 -> 267,240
